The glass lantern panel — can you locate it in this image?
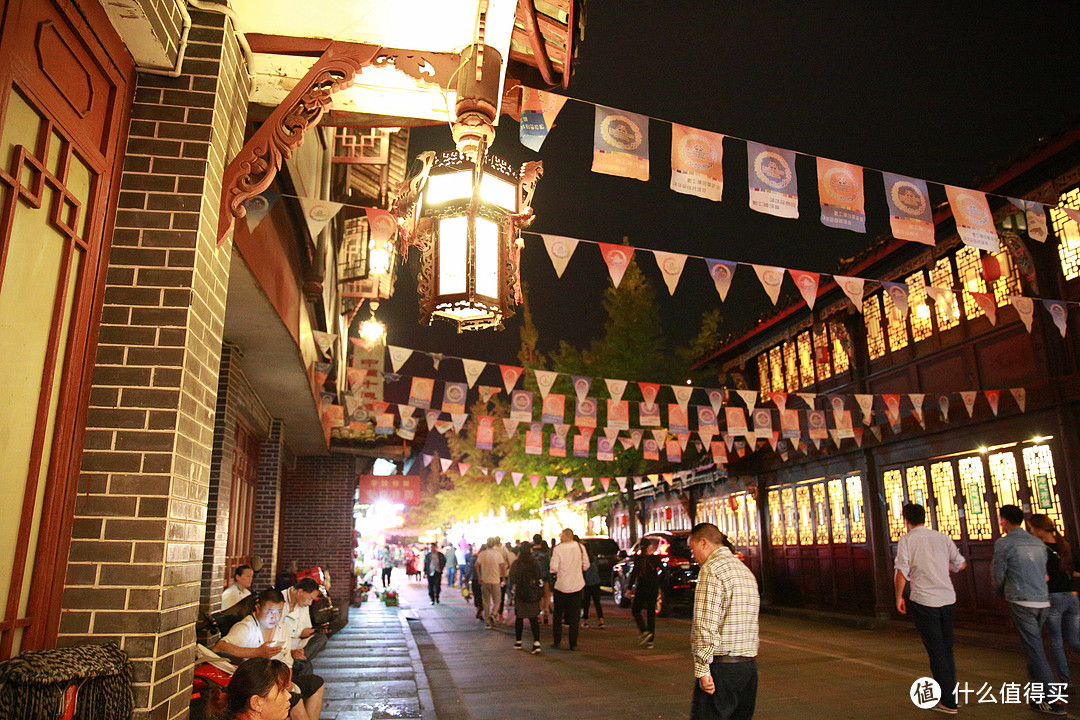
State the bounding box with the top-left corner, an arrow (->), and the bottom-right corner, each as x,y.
475,217 -> 499,298
425,170 -> 473,206
480,172 -> 517,211
437,216 -> 468,294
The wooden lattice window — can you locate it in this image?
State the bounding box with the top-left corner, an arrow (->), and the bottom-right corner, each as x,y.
769,346 -> 784,394
883,290 -> 909,352
883,469 -> 905,541
906,271 -> 932,342
782,487 -> 798,545
959,456 -> 992,540
988,451 -> 1021,509
769,488 -> 784,546
226,422 -> 260,577
828,478 -> 848,543
1023,444 -> 1063,530
930,461 -> 962,540
930,257 -> 960,330
956,246 -> 985,319
783,341 -> 799,392
863,294 -> 885,359
1052,187 -> 1080,281
846,476 -> 866,543
813,483 -> 829,544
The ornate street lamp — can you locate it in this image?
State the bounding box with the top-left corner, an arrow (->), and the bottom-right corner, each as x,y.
392,43 -> 542,332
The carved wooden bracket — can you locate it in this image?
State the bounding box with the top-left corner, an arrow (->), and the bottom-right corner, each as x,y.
216,41 -> 384,246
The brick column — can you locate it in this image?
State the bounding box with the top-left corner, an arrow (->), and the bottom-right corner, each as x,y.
252,420 -> 285,577
60,11 -> 248,720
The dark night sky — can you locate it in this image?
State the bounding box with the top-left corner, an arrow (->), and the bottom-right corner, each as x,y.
375,2 -> 1080,371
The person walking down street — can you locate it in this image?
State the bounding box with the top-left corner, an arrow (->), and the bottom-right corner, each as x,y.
466,545 -> 484,620
1028,514 -> 1080,689
379,546 -> 394,589
458,542 -> 470,588
631,539 -> 662,648
508,542 -> 544,654
476,539 -> 507,628
689,523 -> 759,720
893,503 -> 966,715
532,535 -> 553,624
992,504 -> 1063,716
581,541 -> 604,629
444,544 -> 458,588
424,542 -> 446,605
549,528 -> 589,650
497,539 -> 516,620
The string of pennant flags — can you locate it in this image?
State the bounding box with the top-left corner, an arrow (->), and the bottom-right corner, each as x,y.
518,87 -> 1080,245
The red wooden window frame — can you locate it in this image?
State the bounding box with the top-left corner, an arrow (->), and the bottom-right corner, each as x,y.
225,422 -> 260,582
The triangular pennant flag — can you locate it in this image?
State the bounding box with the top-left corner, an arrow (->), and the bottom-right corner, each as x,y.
502,418 -> 520,437
833,275 -> 866,312
945,185 -> 1000,252
242,191 -> 279,233
397,404 -> 416,420
312,331 -> 335,359
628,429 -> 643,449
604,427 -> 620,443
939,395 -> 951,423
1026,201 -> 1048,243
909,393 -> 926,429
457,462 -> 470,476
298,198 -> 343,243
767,392 -> 787,414
853,428 -> 864,447
639,382 -> 660,406
554,423 -> 570,439
494,471 -> 505,485
571,375 -> 592,402
430,353 -> 443,370
650,428 -> 668,446
869,425 -> 883,442
478,385 -> 501,403
582,477 -> 595,492
541,234 -> 580,278
653,250 -> 688,295
425,410 -> 440,430
519,87 -> 567,151
883,281 -> 910,320
599,476 -> 611,492
789,270 -> 820,310
752,264 -> 786,305
925,286 -> 956,322
986,389 -> 1000,416
648,474 -> 660,488
960,391 -> 977,418
422,453 -> 433,467
855,394 -> 874,425
530,474 -> 540,488
1009,296 -> 1035,333
672,385 -> 694,411
619,436 -> 635,450
534,369 -> 558,399
434,419 -> 453,434
971,291 -> 997,325
828,428 -> 841,448
1011,387 -> 1027,412
677,432 -> 690,451
605,377 -> 629,403
1043,300 -> 1069,337
500,365 -> 524,393
462,359 -> 486,388
598,243 -> 634,288
723,431 -> 735,451
439,458 -> 452,472
563,476 -> 575,492
704,258 -> 738,301
882,394 -> 902,431
479,468 -> 489,476
708,389 -> 725,415
615,476 -> 628,492
737,389 -> 758,412
512,472 -> 523,487
546,475 -> 558,490
796,393 -> 817,410
698,429 -> 716,448
451,413 -> 468,433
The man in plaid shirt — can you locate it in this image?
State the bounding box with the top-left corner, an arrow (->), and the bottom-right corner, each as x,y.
689,522 -> 760,720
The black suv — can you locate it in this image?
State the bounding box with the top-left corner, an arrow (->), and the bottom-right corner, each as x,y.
579,536 -> 621,589
611,531 -> 698,616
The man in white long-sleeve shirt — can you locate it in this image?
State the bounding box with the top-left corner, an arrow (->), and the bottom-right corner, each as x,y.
548,528 -> 589,650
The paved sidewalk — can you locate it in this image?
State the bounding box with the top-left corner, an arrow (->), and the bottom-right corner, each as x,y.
317,592 -> 434,720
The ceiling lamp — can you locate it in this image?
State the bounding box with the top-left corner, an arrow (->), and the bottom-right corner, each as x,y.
359,300 -> 386,343
392,43 -> 542,332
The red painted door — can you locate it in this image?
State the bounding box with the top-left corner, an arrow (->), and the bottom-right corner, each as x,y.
0,0 -> 132,657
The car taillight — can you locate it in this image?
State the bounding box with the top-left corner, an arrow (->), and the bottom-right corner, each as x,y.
678,562 -> 690,569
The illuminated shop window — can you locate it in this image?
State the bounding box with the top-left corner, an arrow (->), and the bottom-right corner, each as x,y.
769,346 -> 784,395
782,487 -> 797,545
906,271 -> 933,342
770,488 -> 784,546
989,249 -> 1021,307
1023,444 -> 1063,530
864,295 -> 885,359
813,482 -> 830,544
905,465 -> 929,512
797,331 -> 815,387
813,324 -> 832,381
959,456 -> 992,540
796,484 -> 814,545
930,461 -> 962,540
830,323 -> 850,374
883,290 -> 909,352
1052,187 -> 1080,280
883,469 -> 905,541
930,257 -> 960,330
783,341 -> 799,392
745,491 -> 759,545
846,475 -> 866,543
828,477 -> 848,543
956,246 -> 985,320
989,451 -> 1020,509
734,494 -> 747,545
757,354 -> 772,394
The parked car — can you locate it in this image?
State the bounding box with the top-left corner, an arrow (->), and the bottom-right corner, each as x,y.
579,536 -> 621,589
611,531 -> 699,616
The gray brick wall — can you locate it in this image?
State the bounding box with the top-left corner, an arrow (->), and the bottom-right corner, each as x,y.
62,10 -> 249,719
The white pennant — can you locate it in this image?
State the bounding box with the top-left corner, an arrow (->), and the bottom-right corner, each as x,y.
960,391 -> 977,418
425,411 -> 440,430
752,264 -> 786,305
502,418 -> 520,437
939,395 -> 951,422
512,472 -> 523,486
672,385 -> 694,411
605,378 -> 628,403
604,427 -> 620,443
615,476 -> 628,492
451,413 -> 468,432
298,198 -> 343,242
925,286 -> 956,321
737,389 -> 758,412
796,393 -> 817,410
439,458 -> 452,472
422,453 -> 433,466
462,359 -> 486,388
1011,387 -> 1027,412
546,475 -> 558,489
653,250 -> 688,295
534,370 -> 558,399
1009,296 -> 1035,333
833,275 -> 866,312
541,234 -> 580,278
909,393 -> 926,428
387,345 -> 413,373
582,477 -> 594,491
563,477 -> 575,491
708,389 -> 725,415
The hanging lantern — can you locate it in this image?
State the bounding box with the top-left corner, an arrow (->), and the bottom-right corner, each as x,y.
391,43 -> 542,332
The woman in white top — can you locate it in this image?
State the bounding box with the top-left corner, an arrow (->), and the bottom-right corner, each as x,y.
222,565 -> 254,609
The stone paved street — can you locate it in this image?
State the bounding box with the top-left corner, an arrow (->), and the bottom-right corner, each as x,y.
314,576 -> 1079,720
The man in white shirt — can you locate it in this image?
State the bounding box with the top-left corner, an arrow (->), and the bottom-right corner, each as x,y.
216,588 -> 325,720
548,528 -> 589,650
221,565 -> 254,609
895,503 -> 966,715
475,539 -> 507,628
282,577 -> 326,676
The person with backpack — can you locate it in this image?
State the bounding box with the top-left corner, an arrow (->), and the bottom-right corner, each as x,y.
581,541 -> 605,629
508,542 -> 544,654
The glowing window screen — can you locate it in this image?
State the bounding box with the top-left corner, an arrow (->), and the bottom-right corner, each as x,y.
930,461 -> 962,540
959,456 -> 992,541
782,487 -> 797,545
930,257 -> 960,330
846,476 -> 866,543
813,324 -> 832,382
864,295 -> 885,359
988,451 -> 1021,510
1052,187 -> 1080,281
956,246 -> 985,319
906,271 -> 932,342
1022,444 -> 1063,530
783,341 -> 799,392
813,482 -> 829,544
829,478 -> 848,543
883,290 -> 909,352
796,484 -> 813,545
883,469 -> 905,541
830,323 -> 850,374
